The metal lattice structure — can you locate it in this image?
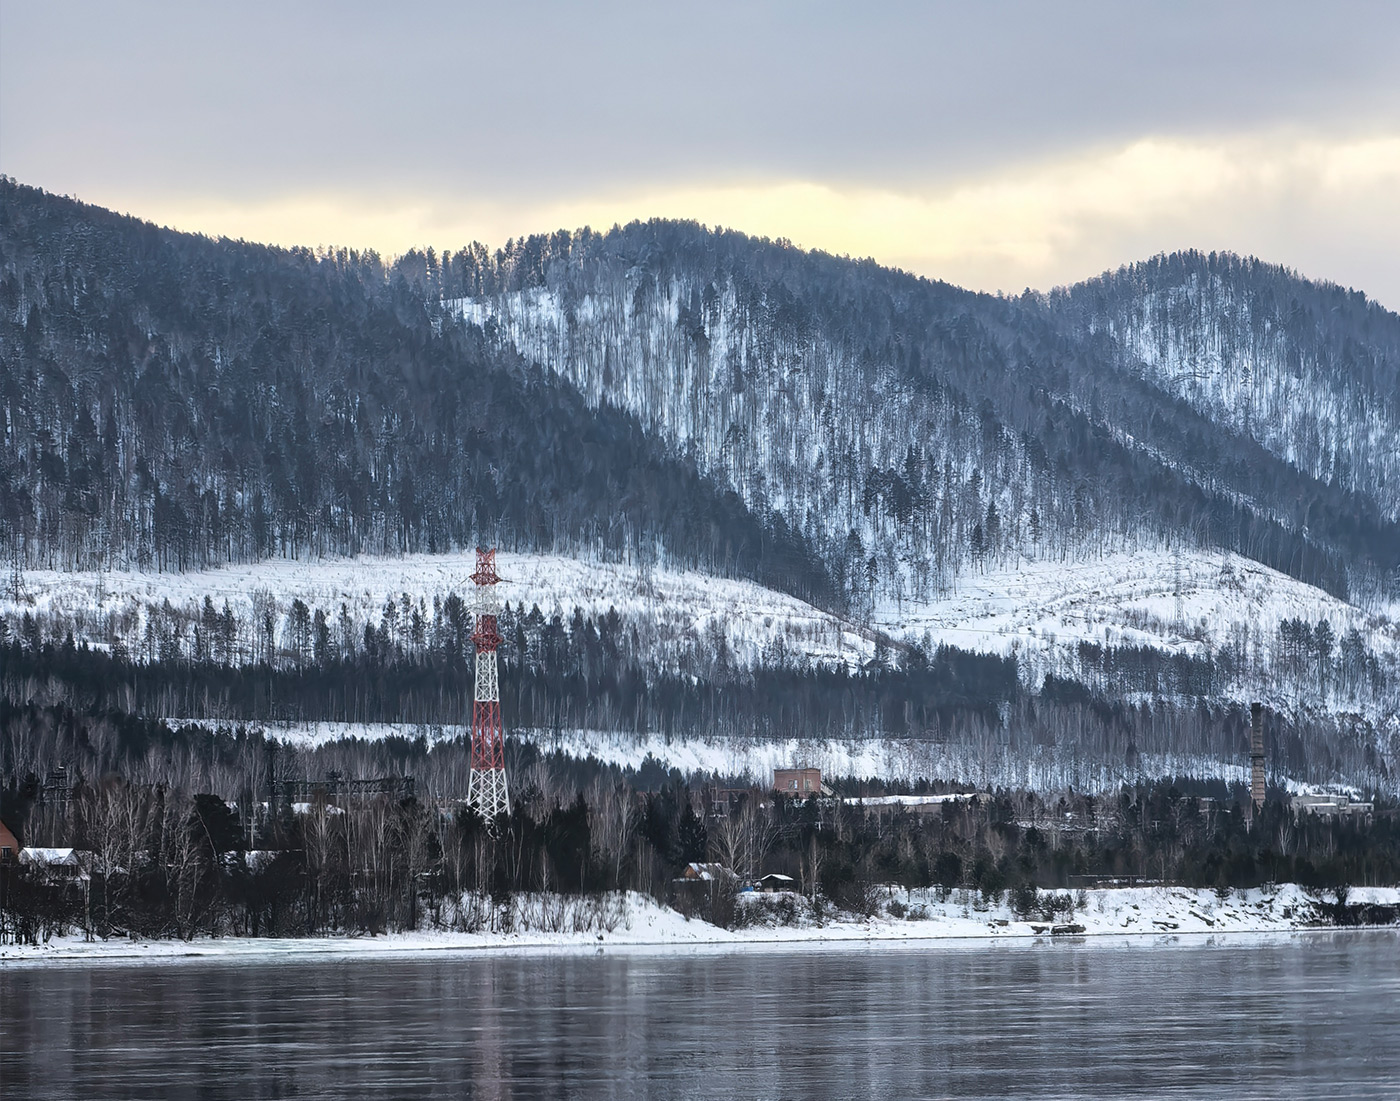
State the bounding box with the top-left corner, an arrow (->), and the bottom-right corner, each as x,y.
467,548 -> 510,821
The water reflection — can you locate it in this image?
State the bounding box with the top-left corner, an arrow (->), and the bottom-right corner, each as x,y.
3,933 -> 1398,1099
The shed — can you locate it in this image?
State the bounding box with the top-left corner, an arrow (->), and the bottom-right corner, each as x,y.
759,873 -> 796,893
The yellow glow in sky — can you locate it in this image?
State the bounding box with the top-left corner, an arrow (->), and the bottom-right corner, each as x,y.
105,132 -> 1400,304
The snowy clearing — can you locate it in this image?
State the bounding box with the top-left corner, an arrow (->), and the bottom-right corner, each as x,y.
9,545 -> 1397,724
877,546 -> 1398,678
9,546 -> 1396,670
178,720 -> 1363,794
5,549 -> 877,671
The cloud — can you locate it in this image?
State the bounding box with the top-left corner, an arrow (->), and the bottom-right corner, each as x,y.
101,131 -> 1400,309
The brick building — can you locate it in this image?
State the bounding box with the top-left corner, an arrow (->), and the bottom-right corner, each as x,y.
773,768 -> 825,796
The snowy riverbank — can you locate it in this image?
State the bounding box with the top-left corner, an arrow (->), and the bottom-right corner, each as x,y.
4,884 -> 1397,966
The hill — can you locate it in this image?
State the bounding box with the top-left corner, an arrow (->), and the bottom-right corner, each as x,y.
1,180 -> 1397,793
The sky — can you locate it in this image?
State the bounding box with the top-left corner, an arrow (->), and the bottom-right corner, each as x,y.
3,1 -> 1399,306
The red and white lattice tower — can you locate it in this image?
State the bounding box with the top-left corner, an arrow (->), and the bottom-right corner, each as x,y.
467,548 -> 510,820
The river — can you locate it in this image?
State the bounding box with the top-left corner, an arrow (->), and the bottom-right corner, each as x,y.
3,932 -> 1397,1099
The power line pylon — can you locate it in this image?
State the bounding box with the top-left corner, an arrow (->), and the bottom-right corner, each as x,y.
467,548 -> 510,822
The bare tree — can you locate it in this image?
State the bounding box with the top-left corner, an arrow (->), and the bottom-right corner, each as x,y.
590,779 -> 638,887
710,798 -> 775,884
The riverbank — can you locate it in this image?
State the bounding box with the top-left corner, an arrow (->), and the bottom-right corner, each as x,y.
4,883 -> 1397,965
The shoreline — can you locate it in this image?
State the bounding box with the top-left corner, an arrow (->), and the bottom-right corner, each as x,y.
4,883 -> 1397,967
3,921 -> 1398,970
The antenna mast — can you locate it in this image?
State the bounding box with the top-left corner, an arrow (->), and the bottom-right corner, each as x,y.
467,549 -> 510,822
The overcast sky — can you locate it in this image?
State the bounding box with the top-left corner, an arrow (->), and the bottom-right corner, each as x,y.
4,1 -> 1398,305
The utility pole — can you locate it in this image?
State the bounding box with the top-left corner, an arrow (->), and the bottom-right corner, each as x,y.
1249,702 -> 1266,817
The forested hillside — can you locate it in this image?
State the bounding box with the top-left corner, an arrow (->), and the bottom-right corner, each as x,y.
0,180 -> 831,603
1,180 -> 1397,802
1057,252 -> 1400,522
6,181 -> 1397,610
446,225 -> 1399,604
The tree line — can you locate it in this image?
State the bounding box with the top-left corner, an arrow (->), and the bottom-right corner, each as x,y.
3,751 -> 1395,945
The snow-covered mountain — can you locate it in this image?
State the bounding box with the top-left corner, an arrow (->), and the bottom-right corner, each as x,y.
3,184 -> 1398,792
444,230 -> 1398,608
1058,253 -> 1400,523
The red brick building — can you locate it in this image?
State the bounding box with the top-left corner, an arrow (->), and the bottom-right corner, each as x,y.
0,818 -> 19,862
773,768 -> 823,796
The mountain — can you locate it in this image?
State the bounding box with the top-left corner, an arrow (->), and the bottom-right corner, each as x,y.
0,179 -> 832,604
445,225 -> 1399,604
1056,252 -> 1400,524
2,179 -> 1397,793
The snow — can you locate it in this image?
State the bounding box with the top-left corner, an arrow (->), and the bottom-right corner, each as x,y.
3,884 -> 1394,967
169,720 -> 472,750
848,794 -> 978,807
876,546 -> 1399,719
9,543 -> 1397,791
8,545 -> 1394,705
880,547 -> 1382,664
165,719 -> 1311,793
3,549 -> 877,672
19,848 -> 82,866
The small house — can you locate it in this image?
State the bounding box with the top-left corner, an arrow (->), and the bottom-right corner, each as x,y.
773,768 -> 828,797
680,862 -> 736,884
759,873 -> 796,893
673,862 -> 738,912
19,848 -> 92,880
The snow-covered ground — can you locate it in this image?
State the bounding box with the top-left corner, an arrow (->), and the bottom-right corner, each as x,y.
877,547 -> 1398,693
175,719 -> 1379,794
10,544 -> 1398,791
8,546 -> 1395,691
3,884 -> 1394,966
4,549 -> 877,671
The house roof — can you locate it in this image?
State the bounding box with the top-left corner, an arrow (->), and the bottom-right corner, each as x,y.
683,862 -> 734,881
849,793 -> 979,806
20,847 -> 81,865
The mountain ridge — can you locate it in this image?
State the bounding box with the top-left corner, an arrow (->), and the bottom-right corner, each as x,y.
0,179 -> 835,605
6,179 -> 1398,607
443,224 -> 1399,604
2,180 -> 1397,792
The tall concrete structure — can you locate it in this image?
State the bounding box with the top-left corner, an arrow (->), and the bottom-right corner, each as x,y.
467,549 -> 510,821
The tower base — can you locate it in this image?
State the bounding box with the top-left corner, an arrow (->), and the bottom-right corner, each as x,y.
468,764 -> 510,822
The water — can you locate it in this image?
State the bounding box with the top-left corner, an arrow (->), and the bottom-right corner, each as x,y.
3,932 -> 1398,1099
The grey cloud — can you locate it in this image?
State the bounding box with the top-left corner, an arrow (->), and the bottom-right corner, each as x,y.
4,1 -> 1398,200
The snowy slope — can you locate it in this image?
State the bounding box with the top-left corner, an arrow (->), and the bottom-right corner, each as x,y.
10,545 -> 1395,720
878,547 -> 1398,702
4,550 -> 878,671
1069,265 -> 1400,521
449,284 -> 1052,604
